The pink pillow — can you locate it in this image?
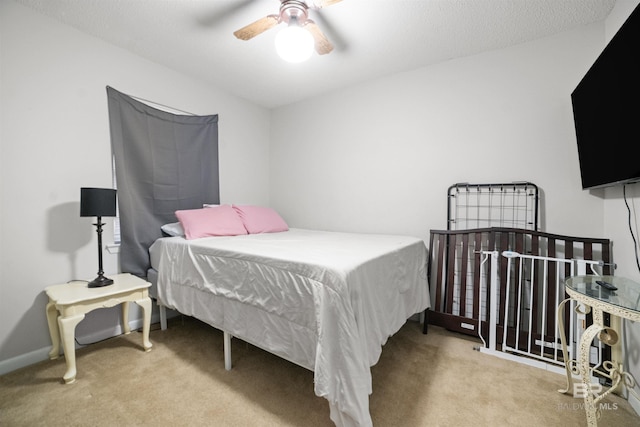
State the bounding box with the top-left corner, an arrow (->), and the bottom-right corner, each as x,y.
232,205 -> 289,234
175,205 -> 248,239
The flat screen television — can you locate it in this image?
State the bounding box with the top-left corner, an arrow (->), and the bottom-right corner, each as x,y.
571,4 -> 640,190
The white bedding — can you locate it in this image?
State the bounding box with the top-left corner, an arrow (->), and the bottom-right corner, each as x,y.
149,228 -> 430,427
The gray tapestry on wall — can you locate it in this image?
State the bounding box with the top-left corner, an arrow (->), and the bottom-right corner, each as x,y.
106,86 -> 219,278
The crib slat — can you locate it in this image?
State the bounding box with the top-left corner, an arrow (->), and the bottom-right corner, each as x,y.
459,233 -> 469,317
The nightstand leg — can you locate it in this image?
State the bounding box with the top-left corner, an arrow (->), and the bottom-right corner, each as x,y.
58,313 -> 85,384
136,297 -> 153,352
46,301 -> 61,359
121,301 -> 131,334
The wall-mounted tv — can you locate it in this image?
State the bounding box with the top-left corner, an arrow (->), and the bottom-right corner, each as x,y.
571,4 -> 640,190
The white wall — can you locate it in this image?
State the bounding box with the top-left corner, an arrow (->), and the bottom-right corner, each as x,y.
270,20 -> 603,240
271,0 -> 640,414
0,1 -> 271,372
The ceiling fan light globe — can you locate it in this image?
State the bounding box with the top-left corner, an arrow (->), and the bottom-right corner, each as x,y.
275,25 -> 314,63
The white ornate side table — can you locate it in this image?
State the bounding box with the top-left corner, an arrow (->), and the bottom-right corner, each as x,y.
557,275 -> 640,426
45,273 -> 153,384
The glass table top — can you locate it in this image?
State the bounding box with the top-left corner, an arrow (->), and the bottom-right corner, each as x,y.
565,275 -> 640,313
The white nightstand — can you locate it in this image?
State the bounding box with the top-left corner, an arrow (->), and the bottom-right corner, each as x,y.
45,273 -> 153,384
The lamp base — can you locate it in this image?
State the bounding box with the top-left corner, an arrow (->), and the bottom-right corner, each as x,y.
88,274 -> 114,288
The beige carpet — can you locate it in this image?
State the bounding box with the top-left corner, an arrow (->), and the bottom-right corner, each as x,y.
1,317 -> 638,426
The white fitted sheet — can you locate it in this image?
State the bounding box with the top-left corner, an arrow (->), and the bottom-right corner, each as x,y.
149,228 -> 430,427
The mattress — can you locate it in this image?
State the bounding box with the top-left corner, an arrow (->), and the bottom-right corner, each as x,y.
149,228 -> 430,427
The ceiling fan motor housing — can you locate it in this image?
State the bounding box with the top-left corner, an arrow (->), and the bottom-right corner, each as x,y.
280,0 -> 309,25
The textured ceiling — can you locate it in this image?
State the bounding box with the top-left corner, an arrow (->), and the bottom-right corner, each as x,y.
15,0 -> 616,108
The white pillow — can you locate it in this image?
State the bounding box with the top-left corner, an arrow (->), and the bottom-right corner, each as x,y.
161,222 -> 185,237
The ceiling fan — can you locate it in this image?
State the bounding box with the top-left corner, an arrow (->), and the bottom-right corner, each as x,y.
233,0 -> 342,57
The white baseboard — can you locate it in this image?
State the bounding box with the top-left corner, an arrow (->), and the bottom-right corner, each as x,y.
0,347 -> 53,376
0,311 -> 167,376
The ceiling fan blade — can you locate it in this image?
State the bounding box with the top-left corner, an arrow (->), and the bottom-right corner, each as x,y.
313,10 -> 347,51
305,20 -> 334,55
233,15 -> 280,41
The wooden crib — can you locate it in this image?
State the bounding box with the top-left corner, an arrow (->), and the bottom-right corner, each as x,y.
424,227 -> 613,367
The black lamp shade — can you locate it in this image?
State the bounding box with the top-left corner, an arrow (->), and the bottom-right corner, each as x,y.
80,188 -> 117,217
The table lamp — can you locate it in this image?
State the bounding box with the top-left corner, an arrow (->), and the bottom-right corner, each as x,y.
80,187 -> 117,288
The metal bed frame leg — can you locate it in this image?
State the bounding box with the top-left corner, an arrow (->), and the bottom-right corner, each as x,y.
157,300 -> 233,371
158,302 -> 167,330
224,331 -> 232,370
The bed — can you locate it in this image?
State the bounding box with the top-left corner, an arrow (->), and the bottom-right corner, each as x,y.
107,88 -> 429,426
148,227 -> 430,427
